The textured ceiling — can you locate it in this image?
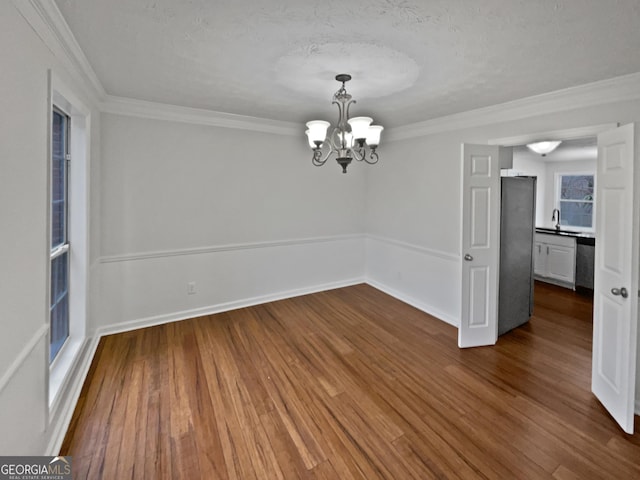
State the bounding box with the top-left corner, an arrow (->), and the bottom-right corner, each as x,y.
55,0 -> 640,128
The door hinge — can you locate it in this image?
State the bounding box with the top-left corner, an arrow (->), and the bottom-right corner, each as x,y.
65,154 -> 71,162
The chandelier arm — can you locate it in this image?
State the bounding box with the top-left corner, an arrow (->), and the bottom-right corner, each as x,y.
350,145 -> 365,162
363,149 -> 379,165
311,149 -> 326,167
311,142 -> 334,166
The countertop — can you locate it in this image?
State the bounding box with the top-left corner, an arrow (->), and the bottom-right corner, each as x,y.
535,227 -> 595,245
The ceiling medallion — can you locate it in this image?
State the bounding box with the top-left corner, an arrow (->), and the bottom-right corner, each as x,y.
305,74 -> 383,173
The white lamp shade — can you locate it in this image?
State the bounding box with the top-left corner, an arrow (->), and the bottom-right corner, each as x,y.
304,130 -> 316,148
306,120 -> 330,146
348,116 -> 373,140
366,125 -> 384,146
527,140 -> 562,155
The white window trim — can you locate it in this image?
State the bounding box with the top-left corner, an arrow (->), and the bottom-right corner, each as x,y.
554,171 -> 596,233
47,71 -> 91,417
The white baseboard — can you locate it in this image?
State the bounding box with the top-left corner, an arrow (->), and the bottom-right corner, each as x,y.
366,278 -> 459,327
46,334 -> 101,455
96,277 -> 366,337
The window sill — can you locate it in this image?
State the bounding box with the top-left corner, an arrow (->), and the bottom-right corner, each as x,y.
49,335 -> 84,415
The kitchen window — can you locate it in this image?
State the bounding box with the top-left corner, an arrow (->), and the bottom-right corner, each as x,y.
556,174 -> 595,229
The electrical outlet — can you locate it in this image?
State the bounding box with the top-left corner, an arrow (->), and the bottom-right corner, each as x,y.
187,281 -> 197,295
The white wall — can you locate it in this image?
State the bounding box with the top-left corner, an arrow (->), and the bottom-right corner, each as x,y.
511,155 -> 548,227
95,113 -> 366,333
363,131 -> 464,324
0,1 -> 100,454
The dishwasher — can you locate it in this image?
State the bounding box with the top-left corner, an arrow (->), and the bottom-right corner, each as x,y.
575,237 -> 595,294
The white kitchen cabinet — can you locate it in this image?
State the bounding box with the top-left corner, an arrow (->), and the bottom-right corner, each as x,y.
534,233 -> 576,288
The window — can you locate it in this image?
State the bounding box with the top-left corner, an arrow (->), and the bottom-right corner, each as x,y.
50,107 -> 70,363
48,77 -> 90,412
557,174 -> 594,229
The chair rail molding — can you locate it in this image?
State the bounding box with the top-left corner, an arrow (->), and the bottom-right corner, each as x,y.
365,234 -> 459,262
99,234 -> 364,264
0,324 -> 48,395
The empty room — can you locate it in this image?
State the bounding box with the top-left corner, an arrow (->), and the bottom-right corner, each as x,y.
2,1 -> 640,478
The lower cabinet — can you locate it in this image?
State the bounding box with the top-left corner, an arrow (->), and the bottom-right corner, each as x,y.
534,233 -> 576,288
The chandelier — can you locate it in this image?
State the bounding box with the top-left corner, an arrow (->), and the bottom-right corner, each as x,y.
305,74 -> 383,173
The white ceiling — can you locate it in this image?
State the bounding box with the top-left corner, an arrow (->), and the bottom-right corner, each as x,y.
54,0 -> 640,128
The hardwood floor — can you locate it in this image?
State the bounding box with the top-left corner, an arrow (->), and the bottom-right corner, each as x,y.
61,282 -> 640,479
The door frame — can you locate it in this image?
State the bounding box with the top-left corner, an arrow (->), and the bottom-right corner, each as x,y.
488,124 -> 618,149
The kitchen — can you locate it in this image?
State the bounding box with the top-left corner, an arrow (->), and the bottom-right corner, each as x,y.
498,137 -> 597,335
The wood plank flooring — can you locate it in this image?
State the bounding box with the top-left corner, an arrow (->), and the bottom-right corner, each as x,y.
61,282 -> 640,479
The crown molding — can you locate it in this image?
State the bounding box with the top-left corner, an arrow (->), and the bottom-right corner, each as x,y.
12,0 -> 106,103
386,72 -> 640,141
102,95 -> 300,136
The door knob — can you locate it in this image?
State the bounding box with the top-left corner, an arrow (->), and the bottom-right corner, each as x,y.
611,287 -> 629,298
464,254 -> 473,261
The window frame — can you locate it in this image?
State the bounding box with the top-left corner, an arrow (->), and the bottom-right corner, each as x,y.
48,73 -> 91,422
554,172 -> 596,232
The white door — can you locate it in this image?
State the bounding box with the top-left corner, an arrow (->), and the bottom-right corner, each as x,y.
459,144 -> 501,348
592,123 -> 639,434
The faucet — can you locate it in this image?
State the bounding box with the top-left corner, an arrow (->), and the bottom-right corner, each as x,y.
552,208 -> 561,230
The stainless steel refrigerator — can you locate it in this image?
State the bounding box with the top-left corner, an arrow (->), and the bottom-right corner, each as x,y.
498,176 -> 536,336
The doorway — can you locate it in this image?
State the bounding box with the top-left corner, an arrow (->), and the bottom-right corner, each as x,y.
460,123 -> 639,433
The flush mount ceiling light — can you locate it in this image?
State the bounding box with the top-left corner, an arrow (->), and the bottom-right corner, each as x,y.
305,74 -> 383,173
526,140 -> 562,156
